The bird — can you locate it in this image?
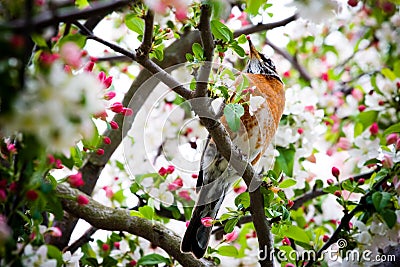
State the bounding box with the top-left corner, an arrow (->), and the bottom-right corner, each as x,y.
181,37 -> 285,259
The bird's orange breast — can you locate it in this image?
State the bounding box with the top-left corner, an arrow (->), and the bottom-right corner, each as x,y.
220,73 -> 285,165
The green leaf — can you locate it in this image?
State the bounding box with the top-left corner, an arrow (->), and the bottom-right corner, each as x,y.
355,110 -> 378,129
384,122 -> 400,135
393,61 -> 400,77
381,68 -> 396,81
137,254 -> 170,266
372,191 -> 391,211
152,45 -> 164,61
130,210 -> 144,218
58,33 -> 87,49
103,256 -> 118,267
230,43 -> 245,57
380,209 -> 396,228
246,0 -> 263,15
237,34 -> 247,44
224,218 -> 239,233
192,43 -> 204,59
31,34 -> 48,48
279,178 -> 297,189
285,225 -> 310,244
210,20 -> 233,42
224,103 -> 244,132
46,245 -> 63,267
139,206 -> 154,220
234,192 -> 250,208
185,53 -> 194,62
274,147 -> 295,177
217,245 -> 239,257
75,0 -> 89,9
125,15 -> 145,35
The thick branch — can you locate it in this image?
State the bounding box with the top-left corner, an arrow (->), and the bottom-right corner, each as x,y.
56,184 -> 215,267
6,0 -> 132,33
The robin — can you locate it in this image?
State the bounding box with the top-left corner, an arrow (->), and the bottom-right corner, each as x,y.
181,37 -> 285,259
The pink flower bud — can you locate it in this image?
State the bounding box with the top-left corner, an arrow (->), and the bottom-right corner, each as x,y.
225,230 -> 239,242
191,174 -> 198,179
178,190 -> 191,201
103,136 -> 111,145
77,194 -> 89,205
334,190 -> 341,197
102,243 -> 110,251
357,178 -> 365,185
386,133 -> 398,145
166,165 -> 175,174
84,61 -> 95,72
185,221 -> 190,227
369,122 -> 379,135
104,91 -> 116,100
98,71 -> 106,83
200,217 -> 214,227
110,121 -> 119,130
122,108 -> 133,116
103,76 -> 113,89
287,199 -> 294,208
60,42 -> 82,69
96,148 -> 104,155
282,237 -> 291,246
158,167 -> 168,176
102,186 -> 114,198
358,105 -> 366,112
110,102 -> 124,113
331,166 -> 340,178
68,172 -> 84,187
49,227 -> 62,237
337,137 -> 351,150
327,179 -> 334,185
7,144 -> 16,153
26,190 -> 39,201
322,234 -> 329,242
233,185 -> 246,194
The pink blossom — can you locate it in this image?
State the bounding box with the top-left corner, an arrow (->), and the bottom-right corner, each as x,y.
7,144 -> 16,153
158,167 -> 168,176
225,230 -> 239,242
122,108 -> 133,116
49,227 -> 62,237
104,91 -> 116,100
351,88 -> 364,101
282,237 -> 291,246
381,154 -> 393,168
233,185 -> 246,194
68,172 -> 84,187
39,52 -> 59,66
77,194 -> 89,205
102,186 -> 114,198
110,102 -> 124,113
175,8 -> 188,21
110,121 -> 119,130
369,122 -> 379,135
386,133 -> 399,145
337,137 -> 351,150
331,166 -> 340,178
103,136 -> 111,145
200,217 -> 214,227
84,61 -> 95,72
178,190 -> 191,201
168,178 -> 183,191
103,76 -> 113,89
60,42 -> 82,68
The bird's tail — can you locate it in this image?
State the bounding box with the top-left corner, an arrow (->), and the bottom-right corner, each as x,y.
181,196 -> 224,259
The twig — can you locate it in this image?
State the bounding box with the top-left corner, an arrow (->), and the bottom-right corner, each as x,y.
233,13 -> 298,38
56,184 -> 215,267
137,9 -> 154,57
265,39 -> 311,83
304,166 -> 394,267
63,227 -> 98,254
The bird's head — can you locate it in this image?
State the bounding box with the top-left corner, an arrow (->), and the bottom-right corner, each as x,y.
245,37 -> 283,84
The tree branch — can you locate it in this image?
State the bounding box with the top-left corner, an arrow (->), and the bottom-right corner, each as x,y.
265,39 -> 311,83
137,9 -> 154,57
63,227 -> 98,254
233,13 -> 298,38
195,3 -> 214,98
6,0 -> 133,33
56,183 -> 215,267
304,167 -> 394,267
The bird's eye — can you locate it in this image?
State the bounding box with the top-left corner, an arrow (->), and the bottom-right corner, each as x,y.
266,58 -> 275,70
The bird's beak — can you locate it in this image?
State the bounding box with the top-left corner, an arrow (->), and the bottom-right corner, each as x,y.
248,38 -> 261,60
